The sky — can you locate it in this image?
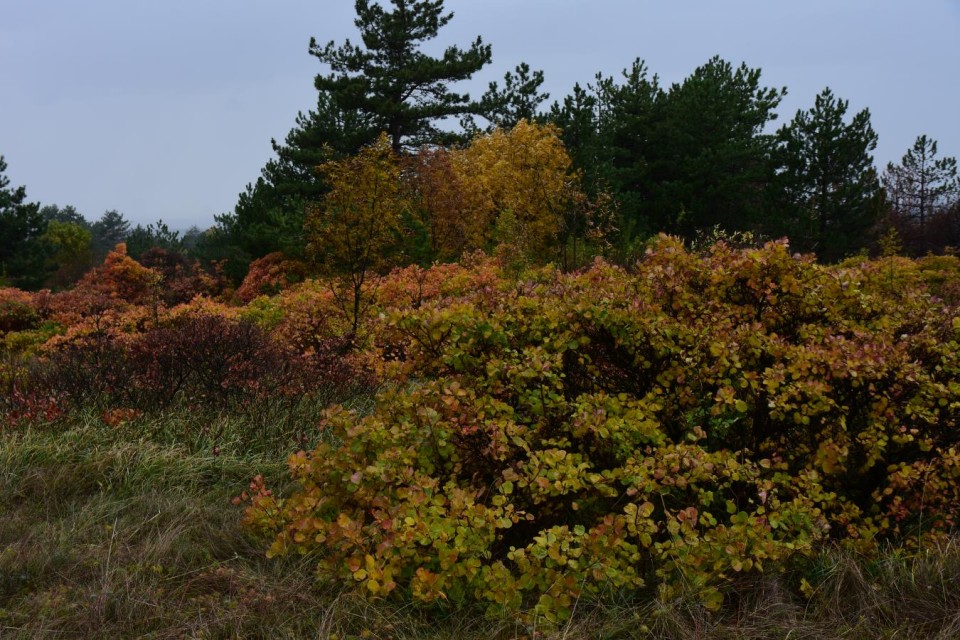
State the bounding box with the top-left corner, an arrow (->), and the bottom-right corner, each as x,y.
1,0 -> 959,231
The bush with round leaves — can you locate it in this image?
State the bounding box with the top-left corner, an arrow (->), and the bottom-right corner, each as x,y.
244,237 -> 960,620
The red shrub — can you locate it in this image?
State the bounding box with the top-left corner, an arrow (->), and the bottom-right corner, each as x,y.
235,253 -> 307,304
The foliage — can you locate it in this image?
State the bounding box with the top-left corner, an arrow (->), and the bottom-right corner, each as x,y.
40,220 -> 94,289
6,234 -> 960,631
245,238 -> 960,621
0,288 -> 41,335
311,0 -> 492,151
297,121 -> 589,308
28,312 -> 321,411
139,246 -> 228,306
450,120 -> 596,265
455,120 -> 567,258
76,243 -> 162,306
405,147 -> 479,262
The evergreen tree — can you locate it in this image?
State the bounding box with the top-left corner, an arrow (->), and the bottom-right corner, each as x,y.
310,0 -> 492,151
550,57 -> 784,242
649,57 -> 784,236
90,209 -> 131,259
180,225 -> 206,252
883,135 -> 960,241
548,82 -> 603,175
547,78 -> 622,201
39,204 -> 89,227
598,60 -> 662,237
125,220 -> 182,260
267,90 -> 379,205
774,88 -> 882,261
0,155 -> 48,289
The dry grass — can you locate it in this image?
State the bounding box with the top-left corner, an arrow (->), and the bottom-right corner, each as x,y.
2,407 -> 960,639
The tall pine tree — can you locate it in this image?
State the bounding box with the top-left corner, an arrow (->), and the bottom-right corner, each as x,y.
90,209 -> 131,259
649,57 -> 784,237
219,1 -> 491,276
774,88 -> 882,261
311,0 -> 492,151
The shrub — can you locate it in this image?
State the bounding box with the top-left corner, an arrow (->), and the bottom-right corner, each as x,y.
235,252 -> 307,304
0,288 -> 40,334
139,247 -> 229,305
244,237 -> 960,621
31,312 -> 354,411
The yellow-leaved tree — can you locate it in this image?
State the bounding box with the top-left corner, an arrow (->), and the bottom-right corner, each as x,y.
305,133 -> 410,334
453,121 -> 568,263
450,120 -> 611,269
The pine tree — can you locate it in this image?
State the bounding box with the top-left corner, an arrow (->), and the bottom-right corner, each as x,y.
39,204 -> 89,227
650,57 -> 784,237
550,57 -> 784,241
125,220 -> 182,260
310,0 -> 492,151
0,155 -> 48,289
266,90 -> 379,206
774,88 -> 882,261
884,135 -> 960,236
91,209 -> 131,259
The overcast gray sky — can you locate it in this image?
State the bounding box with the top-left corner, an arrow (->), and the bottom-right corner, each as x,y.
2,0 -> 959,230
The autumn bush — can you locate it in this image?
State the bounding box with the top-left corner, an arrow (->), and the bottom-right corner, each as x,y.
234,252 -> 307,304
243,237 -> 960,621
139,246 -> 229,305
0,287 -> 41,334
916,253 -> 960,305
26,311 -> 361,412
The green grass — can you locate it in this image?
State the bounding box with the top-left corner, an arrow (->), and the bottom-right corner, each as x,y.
3,404 -> 960,638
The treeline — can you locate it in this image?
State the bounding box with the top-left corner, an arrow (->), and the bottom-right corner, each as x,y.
3,0 -> 959,293
204,1 -> 960,272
